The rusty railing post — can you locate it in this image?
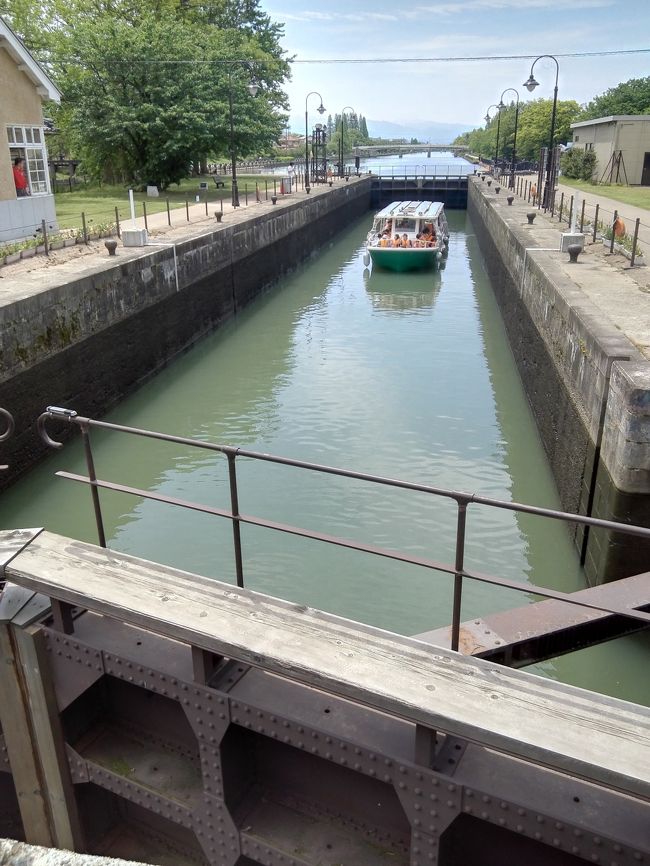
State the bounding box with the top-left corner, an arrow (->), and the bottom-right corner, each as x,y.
80,422 -> 107,548
593,203 -> 599,243
610,210 -> 617,253
450,500 -> 468,652
226,452 -> 244,588
115,207 -> 121,238
630,217 -> 641,267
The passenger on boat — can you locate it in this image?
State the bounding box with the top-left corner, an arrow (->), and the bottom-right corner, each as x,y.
392,234 -> 402,247
401,233 -> 411,247
380,233 -> 391,247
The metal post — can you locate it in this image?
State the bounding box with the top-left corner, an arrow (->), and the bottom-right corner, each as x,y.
81,212 -> 88,245
451,502 -> 468,653
630,217 -> 641,267
205,197 -> 208,216
186,196 -> 190,221
593,203 -> 599,242
80,423 -> 106,548
567,195 -> 573,228
558,193 -> 564,223
226,453 -> 244,588
610,210 -> 617,253
166,198 -> 171,226
229,75 -> 239,208
142,201 -> 148,233
41,219 -> 49,256
245,184 -> 248,206
115,207 -> 121,238
220,195 -> 223,214
265,180 -> 268,200
580,198 -> 586,232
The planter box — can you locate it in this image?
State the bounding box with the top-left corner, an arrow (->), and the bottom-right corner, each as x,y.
4,252 -> 20,264
36,245 -> 46,254
20,247 -> 37,259
63,238 -> 76,248
50,241 -> 65,250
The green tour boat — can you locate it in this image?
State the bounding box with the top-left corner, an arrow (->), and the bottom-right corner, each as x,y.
363,201 -> 449,272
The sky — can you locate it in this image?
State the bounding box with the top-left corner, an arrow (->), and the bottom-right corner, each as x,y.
265,0 -> 650,135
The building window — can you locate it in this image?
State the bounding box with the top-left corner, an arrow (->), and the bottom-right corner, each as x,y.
574,135 -> 579,142
7,125 -> 50,195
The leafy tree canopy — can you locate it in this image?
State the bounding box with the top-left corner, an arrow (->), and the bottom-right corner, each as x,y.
579,76 -> 650,120
1,0 -> 290,187
454,98 -> 581,162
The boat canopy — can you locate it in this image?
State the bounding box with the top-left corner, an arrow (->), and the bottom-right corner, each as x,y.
373,201 -> 445,221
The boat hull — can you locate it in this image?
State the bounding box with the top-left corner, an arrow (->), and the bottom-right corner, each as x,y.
369,247 -> 439,272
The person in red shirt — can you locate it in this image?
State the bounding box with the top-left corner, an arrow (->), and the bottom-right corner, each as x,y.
13,157 -> 29,197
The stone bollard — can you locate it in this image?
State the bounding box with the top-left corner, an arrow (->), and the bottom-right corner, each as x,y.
487,179 -> 492,186
305,186 -> 311,194
507,196 -> 514,205
567,244 -> 582,263
495,186 -> 501,194
526,212 -> 536,224
215,212 -> 223,222
328,181 -> 333,187
104,239 -> 118,256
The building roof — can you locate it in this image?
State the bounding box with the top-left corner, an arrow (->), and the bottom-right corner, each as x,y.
571,115 -> 650,130
0,16 -> 61,102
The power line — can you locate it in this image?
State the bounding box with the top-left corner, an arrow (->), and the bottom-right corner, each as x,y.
43,48 -> 650,65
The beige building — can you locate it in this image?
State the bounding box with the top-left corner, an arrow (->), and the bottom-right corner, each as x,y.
0,17 -> 61,243
570,115 -> 650,186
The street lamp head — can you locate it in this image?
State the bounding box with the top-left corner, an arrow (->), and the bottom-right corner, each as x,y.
317,102 -> 326,115
523,75 -> 539,92
484,113 -> 491,124
498,100 -> 505,110
247,81 -> 259,97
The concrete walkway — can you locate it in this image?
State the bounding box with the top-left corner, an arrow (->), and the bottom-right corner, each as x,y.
513,171 -> 650,259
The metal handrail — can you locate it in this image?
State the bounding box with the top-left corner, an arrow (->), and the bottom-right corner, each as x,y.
37,406 -> 650,651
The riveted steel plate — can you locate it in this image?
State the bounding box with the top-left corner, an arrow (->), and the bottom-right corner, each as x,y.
193,793 -> 240,866
86,762 -> 195,828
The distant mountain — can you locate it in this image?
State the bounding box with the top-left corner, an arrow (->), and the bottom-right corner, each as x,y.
366,120 -> 473,144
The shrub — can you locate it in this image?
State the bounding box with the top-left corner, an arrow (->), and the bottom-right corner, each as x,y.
561,148 -> 597,181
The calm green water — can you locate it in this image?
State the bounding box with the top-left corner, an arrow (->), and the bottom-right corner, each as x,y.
2,210 -> 648,704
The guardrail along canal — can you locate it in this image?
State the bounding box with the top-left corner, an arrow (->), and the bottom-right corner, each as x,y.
1,210 -> 648,705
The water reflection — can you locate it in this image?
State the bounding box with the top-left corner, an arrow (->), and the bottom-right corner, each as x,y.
363,264 -> 443,313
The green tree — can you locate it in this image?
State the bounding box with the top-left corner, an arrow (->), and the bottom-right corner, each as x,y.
513,98 -> 581,161
579,77 -> 650,120
3,0 -> 290,186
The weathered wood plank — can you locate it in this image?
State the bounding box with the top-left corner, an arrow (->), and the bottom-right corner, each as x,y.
6,532 -> 650,799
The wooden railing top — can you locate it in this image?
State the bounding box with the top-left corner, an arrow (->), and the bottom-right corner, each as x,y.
6,531 -> 650,799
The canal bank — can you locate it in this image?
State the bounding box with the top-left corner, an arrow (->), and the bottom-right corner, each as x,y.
468,177 -> 650,581
0,177 -> 372,488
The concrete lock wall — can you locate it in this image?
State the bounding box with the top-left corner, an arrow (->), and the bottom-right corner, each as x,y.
468,179 -> 650,582
0,180 -> 371,489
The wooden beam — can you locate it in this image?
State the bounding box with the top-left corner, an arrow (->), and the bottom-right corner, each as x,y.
6,531 -> 650,799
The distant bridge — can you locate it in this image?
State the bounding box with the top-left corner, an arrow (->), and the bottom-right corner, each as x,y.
355,143 -> 469,156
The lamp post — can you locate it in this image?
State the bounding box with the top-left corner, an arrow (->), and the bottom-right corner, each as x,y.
524,54 -> 559,209
484,104 -> 500,174
227,65 -> 259,208
305,91 -> 326,187
339,106 -> 355,179
498,87 -> 520,189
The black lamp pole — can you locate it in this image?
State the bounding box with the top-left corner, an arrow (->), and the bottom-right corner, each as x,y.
228,65 -> 259,209
499,87 -> 520,189
305,91 -> 325,188
524,55 -> 559,208
484,104 -> 499,172
340,106 -> 355,179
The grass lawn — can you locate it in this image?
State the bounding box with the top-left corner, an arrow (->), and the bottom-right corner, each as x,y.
54,173 -> 279,230
558,177 -> 650,210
